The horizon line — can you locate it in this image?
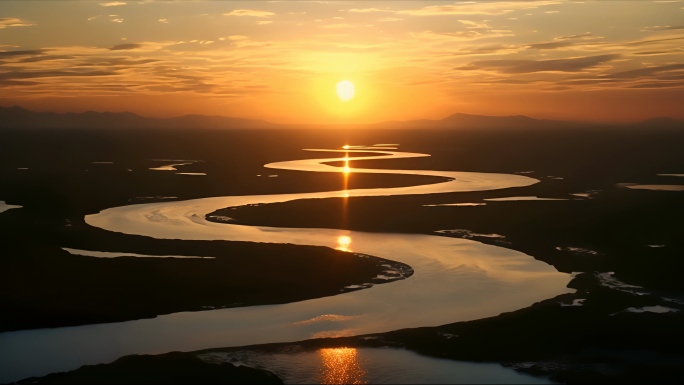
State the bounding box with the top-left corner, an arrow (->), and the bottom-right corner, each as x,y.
1,104 -> 681,126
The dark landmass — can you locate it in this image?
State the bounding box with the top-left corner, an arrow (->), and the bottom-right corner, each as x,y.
0,105 -> 276,130
21,272 -> 683,384
3,105 -> 682,130
2,123 -> 684,383
214,183 -> 684,291
192,272 -> 684,384
0,235 -> 411,331
11,352 -> 282,384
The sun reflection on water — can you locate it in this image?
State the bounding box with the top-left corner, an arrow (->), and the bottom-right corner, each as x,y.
343,157 -> 351,174
319,348 -> 366,385
336,235 -> 352,252
341,151 -> 350,227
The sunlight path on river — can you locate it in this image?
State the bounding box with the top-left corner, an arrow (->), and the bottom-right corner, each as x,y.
0,149 -> 573,382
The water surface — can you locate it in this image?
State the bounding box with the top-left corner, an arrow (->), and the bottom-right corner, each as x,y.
200,347 -> 553,384
0,148 -> 573,382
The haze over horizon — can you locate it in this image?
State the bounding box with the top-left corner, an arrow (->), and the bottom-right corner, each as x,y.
2,1 -> 684,124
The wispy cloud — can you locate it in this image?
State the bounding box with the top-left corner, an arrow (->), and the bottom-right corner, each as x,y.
224,10 -> 275,18
109,43 -> 144,51
527,32 -> 602,50
99,2 -> 126,7
348,8 -> 393,13
641,25 -> 684,32
457,54 -> 620,74
606,63 -> 684,79
395,1 -> 560,16
411,28 -> 513,42
452,44 -> 522,57
0,49 -> 48,57
0,18 -> 34,28
321,23 -> 356,29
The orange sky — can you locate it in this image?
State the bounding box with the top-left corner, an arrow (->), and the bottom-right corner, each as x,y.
2,1 -> 684,123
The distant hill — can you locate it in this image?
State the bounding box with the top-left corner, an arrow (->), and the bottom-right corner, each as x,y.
440,112 -> 552,128
634,116 -> 684,129
374,113 -> 587,129
0,106 -> 276,129
1,105 -> 682,130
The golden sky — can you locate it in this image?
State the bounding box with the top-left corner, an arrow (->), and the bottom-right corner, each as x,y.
1,1 -> 684,123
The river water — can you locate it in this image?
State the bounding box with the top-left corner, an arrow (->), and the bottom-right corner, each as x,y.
0,148 -> 572,383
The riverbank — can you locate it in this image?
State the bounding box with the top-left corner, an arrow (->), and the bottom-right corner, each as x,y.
0,220 -> 410,331
15,271 -> 683,384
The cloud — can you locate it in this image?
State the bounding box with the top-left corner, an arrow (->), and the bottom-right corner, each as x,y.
633,50 -> 675,56
627,81 -> 682,89
606,63 -> 684,79
0,49 -> 48,58
158,18 -> 168,23
641,25 -> 684,31
256,21 -> 273,25
348,8 -> 393,13
0,18 -> 34,28
321,23 -> 356,29
527,32 -> 602,50
411,29 -> 513,42
19,55 -> 75,63
457,54 -> 620,73
458,20 -> 491,29
413,30 -> 487,40
624,36 -> 684,47
396,1 -> 560,16
99,2 -> 126,6
557,32 -> 596,40
224,10 -> 274,18
379,17 -> 403,22
109,43 -> 144,50
528,41 -> 576,49
0,70 -> 118,81
452,44 -> 522,56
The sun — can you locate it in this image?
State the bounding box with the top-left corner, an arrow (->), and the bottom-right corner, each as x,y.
336,80 -> 355,101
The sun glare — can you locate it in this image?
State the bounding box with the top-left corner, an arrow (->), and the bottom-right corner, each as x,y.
336,81 -> 355,101
319,347 -> 366,384
336,235 -> 352,252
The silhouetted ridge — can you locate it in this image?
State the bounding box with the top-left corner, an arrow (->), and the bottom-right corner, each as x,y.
2,105 -> 682,130
440,113 -> 540,127
0,106 -> 276,129
636,116 -> 684,128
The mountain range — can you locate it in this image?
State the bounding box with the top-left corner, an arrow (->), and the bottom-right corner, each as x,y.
1,105 -> 682,130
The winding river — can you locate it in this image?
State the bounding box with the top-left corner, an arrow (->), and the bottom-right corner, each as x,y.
0,148 -> 573,382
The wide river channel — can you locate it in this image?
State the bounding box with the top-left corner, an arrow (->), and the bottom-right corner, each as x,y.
0,148 -> 573,382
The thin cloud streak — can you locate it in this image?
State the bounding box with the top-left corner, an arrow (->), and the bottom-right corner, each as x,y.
457,54 -> 621,74
99,2 -> 126,7
0,18 -> 34,28
224,10 -> 275,18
